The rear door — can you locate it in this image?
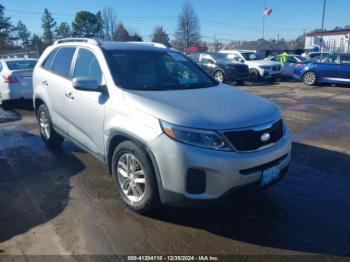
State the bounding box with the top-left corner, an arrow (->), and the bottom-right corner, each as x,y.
65,47 -> 106,158
315,54 -> 339,80
41,47 -> 76,132
338,54 -> 350,81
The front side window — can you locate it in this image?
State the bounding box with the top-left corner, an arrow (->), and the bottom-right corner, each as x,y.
52,47 -> 76,78
6,60 -> 37,70
74,49 -> 102,85
227,53 -> 243,62
319,55 -> 337,64
105,50 -> 216,91
200,54 -> 215,63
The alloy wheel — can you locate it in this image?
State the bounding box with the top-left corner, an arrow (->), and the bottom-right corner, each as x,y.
303,72 -> 316,85
39,111 -> 51,139
117,153 -> 146,203
214,71 -> 224,82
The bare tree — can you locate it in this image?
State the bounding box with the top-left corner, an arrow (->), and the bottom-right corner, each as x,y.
174,2 -> 201,53
102,6 -> 117,40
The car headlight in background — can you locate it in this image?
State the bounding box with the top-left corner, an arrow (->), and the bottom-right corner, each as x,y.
259,65 -> 271,70
159,120 -> 231,151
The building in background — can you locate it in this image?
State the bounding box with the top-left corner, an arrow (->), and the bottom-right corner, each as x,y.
305,29 -> 350,53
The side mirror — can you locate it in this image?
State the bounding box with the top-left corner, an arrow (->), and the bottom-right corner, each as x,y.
238,58 -> 244,63
73,77 -> 100,92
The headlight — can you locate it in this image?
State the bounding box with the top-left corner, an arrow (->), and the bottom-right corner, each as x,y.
159,120 -> 231,151
259,65 -> 271,69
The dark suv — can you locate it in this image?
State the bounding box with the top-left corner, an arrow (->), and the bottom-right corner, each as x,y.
189,52 -> 250,84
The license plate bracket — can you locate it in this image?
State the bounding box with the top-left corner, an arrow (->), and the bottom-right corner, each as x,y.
261,166 -> 279,186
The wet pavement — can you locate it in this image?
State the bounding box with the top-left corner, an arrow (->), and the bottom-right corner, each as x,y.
0,82 -> 349,256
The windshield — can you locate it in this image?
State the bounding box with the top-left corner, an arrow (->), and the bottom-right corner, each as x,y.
105,50 -> 217,91
241,52 -> 261,61
295,56 -> 308,62
6,60 -> 37,70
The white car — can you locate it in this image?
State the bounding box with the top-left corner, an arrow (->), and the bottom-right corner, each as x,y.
265,55 -> 309,77
219,50 -> 282,81
0,58 -> 37,107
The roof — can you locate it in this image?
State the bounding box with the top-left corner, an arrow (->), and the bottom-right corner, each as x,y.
54,38 -> 171,52
100,41 -> 170,52
306,29 -> 350,37
1,58 -> 38,62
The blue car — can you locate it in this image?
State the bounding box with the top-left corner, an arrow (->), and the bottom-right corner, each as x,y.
294,53 -> 350,86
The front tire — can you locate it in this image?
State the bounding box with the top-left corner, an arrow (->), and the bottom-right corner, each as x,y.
37,104 -> 64,148
213,70 -> 225,83
250,69 -> 261,82
111,140 -> 159,214
303,71 -> 317,86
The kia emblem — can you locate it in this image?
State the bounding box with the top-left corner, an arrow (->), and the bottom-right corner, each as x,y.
261,133 -> 271,142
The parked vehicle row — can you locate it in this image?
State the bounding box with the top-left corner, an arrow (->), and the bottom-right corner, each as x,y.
220,50 -> 282,81
30,38 -> 291,213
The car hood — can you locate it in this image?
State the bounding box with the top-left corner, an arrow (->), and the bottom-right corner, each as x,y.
122,84 -> 280,130
245,60 -> 280,66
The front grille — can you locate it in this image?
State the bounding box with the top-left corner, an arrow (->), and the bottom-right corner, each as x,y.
272,65 -> 281,71
233,64 -> 249,79
224,119 -> 284,152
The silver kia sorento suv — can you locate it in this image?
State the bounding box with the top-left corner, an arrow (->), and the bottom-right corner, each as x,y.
33,38 -> 291,213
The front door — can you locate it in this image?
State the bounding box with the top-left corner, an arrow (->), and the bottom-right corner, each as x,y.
65,48 -> 107,159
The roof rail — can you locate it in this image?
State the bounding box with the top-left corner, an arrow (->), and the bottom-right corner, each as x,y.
127,41 -> 167,48
54,38 -> 99,45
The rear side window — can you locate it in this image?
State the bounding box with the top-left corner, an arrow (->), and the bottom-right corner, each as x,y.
42,48 -> 58,70
74,48 -> 102,85
52,47 -> 76,78
340,55 -> 350,65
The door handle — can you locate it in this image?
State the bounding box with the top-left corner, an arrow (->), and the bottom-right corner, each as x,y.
65,92 -> 74,100
41,80 -> 48,86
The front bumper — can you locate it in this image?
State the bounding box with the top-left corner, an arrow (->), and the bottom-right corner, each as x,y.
149,129 -> 292,206
261,70 -> 282,79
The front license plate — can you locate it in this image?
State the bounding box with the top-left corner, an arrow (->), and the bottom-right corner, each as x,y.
261,166 -> 279,186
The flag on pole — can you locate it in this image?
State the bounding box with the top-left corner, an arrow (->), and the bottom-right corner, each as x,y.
263,8 -> 272,16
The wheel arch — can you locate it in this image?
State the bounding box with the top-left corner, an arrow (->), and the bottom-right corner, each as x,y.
106,131 -> 164,197
34,97 -> 46,116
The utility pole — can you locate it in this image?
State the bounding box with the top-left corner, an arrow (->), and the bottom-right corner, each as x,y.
320,0 -> 327,52
263,0 -> 266,40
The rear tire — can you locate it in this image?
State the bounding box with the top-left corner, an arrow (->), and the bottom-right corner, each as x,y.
111,140 -> 159,214
37,104 -> 64,148
303,71 -> 317,86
